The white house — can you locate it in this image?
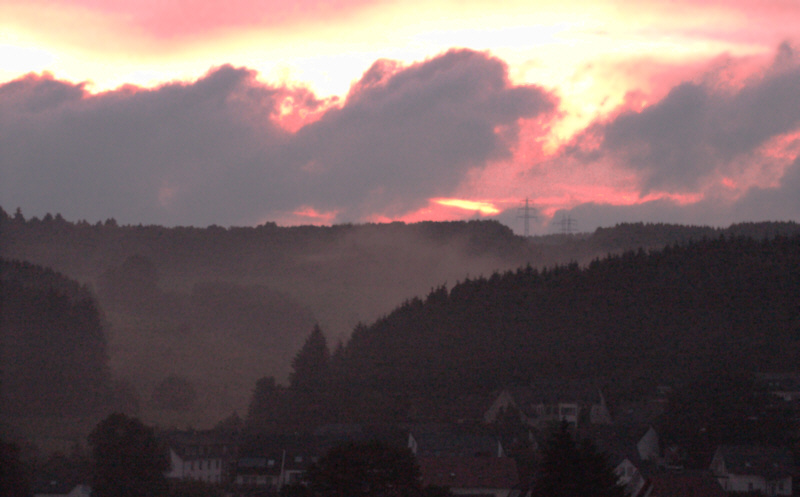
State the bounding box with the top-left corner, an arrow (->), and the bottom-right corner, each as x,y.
710,445 -> 793,496
162,429 -> 239,484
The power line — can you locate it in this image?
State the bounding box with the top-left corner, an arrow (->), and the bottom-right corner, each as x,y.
553,214 -> 578,234
517,198 -> 537,237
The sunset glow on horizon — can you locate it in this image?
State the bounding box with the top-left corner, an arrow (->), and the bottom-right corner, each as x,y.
2,0 -> 800,234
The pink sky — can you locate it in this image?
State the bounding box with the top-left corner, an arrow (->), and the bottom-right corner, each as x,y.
2,0 -> 800,233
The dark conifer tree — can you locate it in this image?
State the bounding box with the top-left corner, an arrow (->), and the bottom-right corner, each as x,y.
287,325 -> 331,429
306,441 -> 422,497
88,413 -> 168,497
533,422 -> 624,497
245,376 -> 286,434
0,439 -> 31,497
289,324 -> 330,394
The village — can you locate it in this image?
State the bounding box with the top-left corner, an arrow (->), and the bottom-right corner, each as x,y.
106,374 -> 800,497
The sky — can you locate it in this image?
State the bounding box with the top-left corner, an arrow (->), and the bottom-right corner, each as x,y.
2,0 -> 800,234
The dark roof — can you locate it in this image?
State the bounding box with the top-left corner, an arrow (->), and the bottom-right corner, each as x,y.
411,432 -> 501,458
161,429 -> 240,459
235,456 -> 282,476
312,424 -> 364,437
647,472 -> 726,497
509,379 -> 605,409
235,449 -> 319,475
714,445 -> 794,480
613,400 -> 666,426
241,429 -> 406,457
418,456 -> 519,490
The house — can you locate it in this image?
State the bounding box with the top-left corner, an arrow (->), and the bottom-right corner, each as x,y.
233,435 -> 320,492
418,456 -> 520,497
408,428 -> 504,458
710,445 -> 793,496
232,432 -> 362,493
485,380 -> 612,430
162,429 -> 240,484
590,425 -> 661,497
233,449 -> 317,490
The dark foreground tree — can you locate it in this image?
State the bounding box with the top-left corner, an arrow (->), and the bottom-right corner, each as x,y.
533,422 -> 624,497
307,441 -> 422,497
0,439 -> 31,497
661,370 -> 792,468
88,413 -> 169,497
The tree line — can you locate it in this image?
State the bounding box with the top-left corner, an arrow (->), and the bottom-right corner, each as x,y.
248,234 -> 800,433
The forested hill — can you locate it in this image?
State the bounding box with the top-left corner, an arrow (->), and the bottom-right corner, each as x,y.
0,259 -> 110,417
4,206 -> 800,427
329,235 -> 800,418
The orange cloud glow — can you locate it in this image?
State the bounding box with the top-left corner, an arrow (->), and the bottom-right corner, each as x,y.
434,199 -> 500,215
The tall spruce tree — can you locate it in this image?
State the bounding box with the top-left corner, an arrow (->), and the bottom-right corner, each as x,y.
289,325 -> 330,394
287,325 -> 331,429
533,422 -> 624,497
245,376 -> 286,434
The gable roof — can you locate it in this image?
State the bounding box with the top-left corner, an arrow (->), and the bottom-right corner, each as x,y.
507,379 -> 606,409
410,431 -> 502,458
161,429 -> 240,460
418,456 -> 519,490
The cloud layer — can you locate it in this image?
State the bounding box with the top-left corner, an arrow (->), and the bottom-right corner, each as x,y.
3,43 -> 800,233
0,50 -> 555,226
536,43 -> 800,233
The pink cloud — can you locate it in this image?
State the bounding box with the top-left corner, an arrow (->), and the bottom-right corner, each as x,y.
30,0 -> 385,40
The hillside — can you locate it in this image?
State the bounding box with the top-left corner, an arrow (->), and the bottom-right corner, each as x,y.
3,206 -> 800,427
0,259 -> 112,446
311,235 -> 800,424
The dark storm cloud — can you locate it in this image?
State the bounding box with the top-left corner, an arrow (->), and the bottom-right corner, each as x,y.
597,43 -> 800,193
0,66 -> 291,225
289,49 -> 555,218
0,49 -> 555,226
